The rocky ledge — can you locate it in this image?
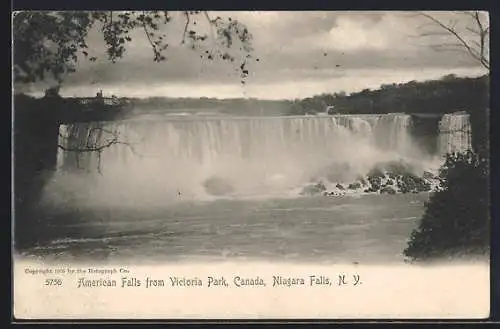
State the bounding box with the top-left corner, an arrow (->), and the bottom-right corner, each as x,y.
300,161 -> 440,197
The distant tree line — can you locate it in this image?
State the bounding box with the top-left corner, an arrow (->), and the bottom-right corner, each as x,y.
290,73 -> 489,158
17,74 -> 488,119
288,74 -> 489,116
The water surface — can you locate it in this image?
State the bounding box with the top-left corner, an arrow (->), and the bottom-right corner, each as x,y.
22,193 -> 429,264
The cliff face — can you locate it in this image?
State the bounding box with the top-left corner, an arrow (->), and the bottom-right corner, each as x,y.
14,97 -> 60,247
13,94 -> 133,248
409,114 -> 442,156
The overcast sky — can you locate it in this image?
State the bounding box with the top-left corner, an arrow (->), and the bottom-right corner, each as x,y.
20,11 -> 489,100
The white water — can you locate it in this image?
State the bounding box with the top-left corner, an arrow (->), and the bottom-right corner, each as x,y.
48,113 -> 470,207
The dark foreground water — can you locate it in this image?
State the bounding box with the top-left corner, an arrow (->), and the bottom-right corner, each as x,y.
17,193 -> 429,264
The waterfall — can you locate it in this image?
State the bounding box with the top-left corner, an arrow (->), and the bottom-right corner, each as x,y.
51,113 -> 428,206
372,113 -> 412,154
437,112 -> 472,156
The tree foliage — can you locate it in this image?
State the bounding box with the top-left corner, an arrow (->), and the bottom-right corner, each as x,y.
404,151 -> 490,261
289,75 -> 488,116
402,12 -> 490,261
13,10 -> 256,165
13,11 -> 254,84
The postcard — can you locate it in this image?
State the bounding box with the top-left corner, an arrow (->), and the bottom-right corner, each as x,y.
12,10 -> 490,320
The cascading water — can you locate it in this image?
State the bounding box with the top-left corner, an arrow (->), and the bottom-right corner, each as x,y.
49,113 -> 433,207
372,114 -> 412,155
437,112 -> 472,156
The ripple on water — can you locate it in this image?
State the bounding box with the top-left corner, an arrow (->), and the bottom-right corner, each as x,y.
19,194 -> 427,264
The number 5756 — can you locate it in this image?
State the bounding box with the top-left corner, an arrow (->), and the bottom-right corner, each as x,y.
45,279 -> 62,286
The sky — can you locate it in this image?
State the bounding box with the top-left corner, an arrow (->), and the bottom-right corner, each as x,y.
17,11 -> 489,100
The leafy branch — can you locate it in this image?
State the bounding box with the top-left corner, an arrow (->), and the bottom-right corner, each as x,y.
13,11 -> 256,85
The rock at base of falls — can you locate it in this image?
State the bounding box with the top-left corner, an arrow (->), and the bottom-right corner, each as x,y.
300,162 -> 440,197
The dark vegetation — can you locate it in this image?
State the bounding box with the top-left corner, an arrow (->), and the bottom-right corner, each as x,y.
16,74 -> 488,120
396,10 -> 490,261
13,11 -> 254,85
288,74 -> 488,116
13,11 -> 255,249
292,73 -> 490,261
291,70 -> 490,262
404,151 -> 490,261
13,11 -> 490,262
14,75 -> 490,257
289,74 -> 489,161
14,95 -> 60,247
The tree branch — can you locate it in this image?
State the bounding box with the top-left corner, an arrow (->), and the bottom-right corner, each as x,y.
473,11 -> 487,66
466,26 -> 481,35
59,127 -> 141,156
419,11 -> 489,70
430,43 -> 471,53
181,11 -> 190,44
473,11 -> 484,34
57,137 -> 117,152
203,11 -> 216,45
141,14 -> 158,57
14,11 -> 253,84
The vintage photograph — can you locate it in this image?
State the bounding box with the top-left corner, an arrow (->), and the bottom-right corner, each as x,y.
12,11 -> 490,319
